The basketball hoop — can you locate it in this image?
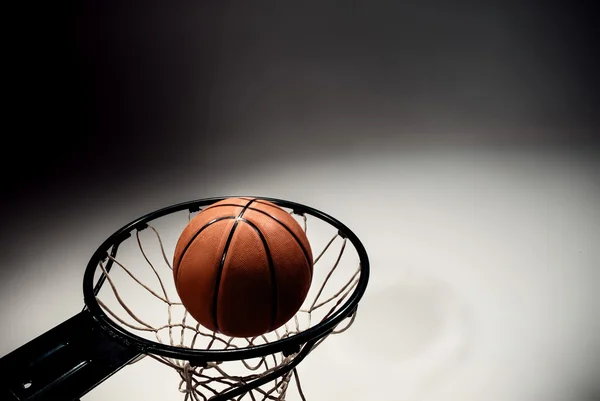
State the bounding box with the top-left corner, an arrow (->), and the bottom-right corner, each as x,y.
1,197 -> 369,401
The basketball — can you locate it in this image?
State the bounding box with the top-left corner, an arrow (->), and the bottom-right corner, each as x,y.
173,197 -> 314,337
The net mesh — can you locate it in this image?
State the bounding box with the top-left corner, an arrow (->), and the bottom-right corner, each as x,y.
93,204 -> 362,400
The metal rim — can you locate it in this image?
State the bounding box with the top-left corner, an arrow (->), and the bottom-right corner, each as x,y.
83,196 -> 370,362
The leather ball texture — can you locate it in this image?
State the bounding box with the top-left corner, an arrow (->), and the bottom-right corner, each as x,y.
173,197 -> 314,338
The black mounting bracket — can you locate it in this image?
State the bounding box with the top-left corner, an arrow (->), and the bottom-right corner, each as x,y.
0,309 -> 141,401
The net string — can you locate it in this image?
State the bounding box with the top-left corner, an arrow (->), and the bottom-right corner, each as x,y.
95,210 -> 360,400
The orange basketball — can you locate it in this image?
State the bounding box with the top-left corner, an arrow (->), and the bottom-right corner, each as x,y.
173,197 -> 313,338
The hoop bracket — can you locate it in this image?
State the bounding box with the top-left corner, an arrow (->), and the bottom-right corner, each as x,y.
281,344 -> 301,358
0,310 -> 141,401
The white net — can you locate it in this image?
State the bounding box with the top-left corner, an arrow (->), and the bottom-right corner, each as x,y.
93,204 -> 363,400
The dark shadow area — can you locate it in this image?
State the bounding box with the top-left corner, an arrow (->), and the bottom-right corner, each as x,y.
3,0 -> 598,236
3,1 -> 224,216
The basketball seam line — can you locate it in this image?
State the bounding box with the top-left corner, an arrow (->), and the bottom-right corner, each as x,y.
212,198 -> 257,333
200,202 -> 310,274
202,198 -> 248,213
239,198 -> 286,210
239,218 -> 278,333
254,199 -> 286,210
175,216 -> 237,286
245,208 -> 313,280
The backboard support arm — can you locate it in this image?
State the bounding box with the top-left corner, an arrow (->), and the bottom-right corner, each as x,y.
0,309 -> 141,401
